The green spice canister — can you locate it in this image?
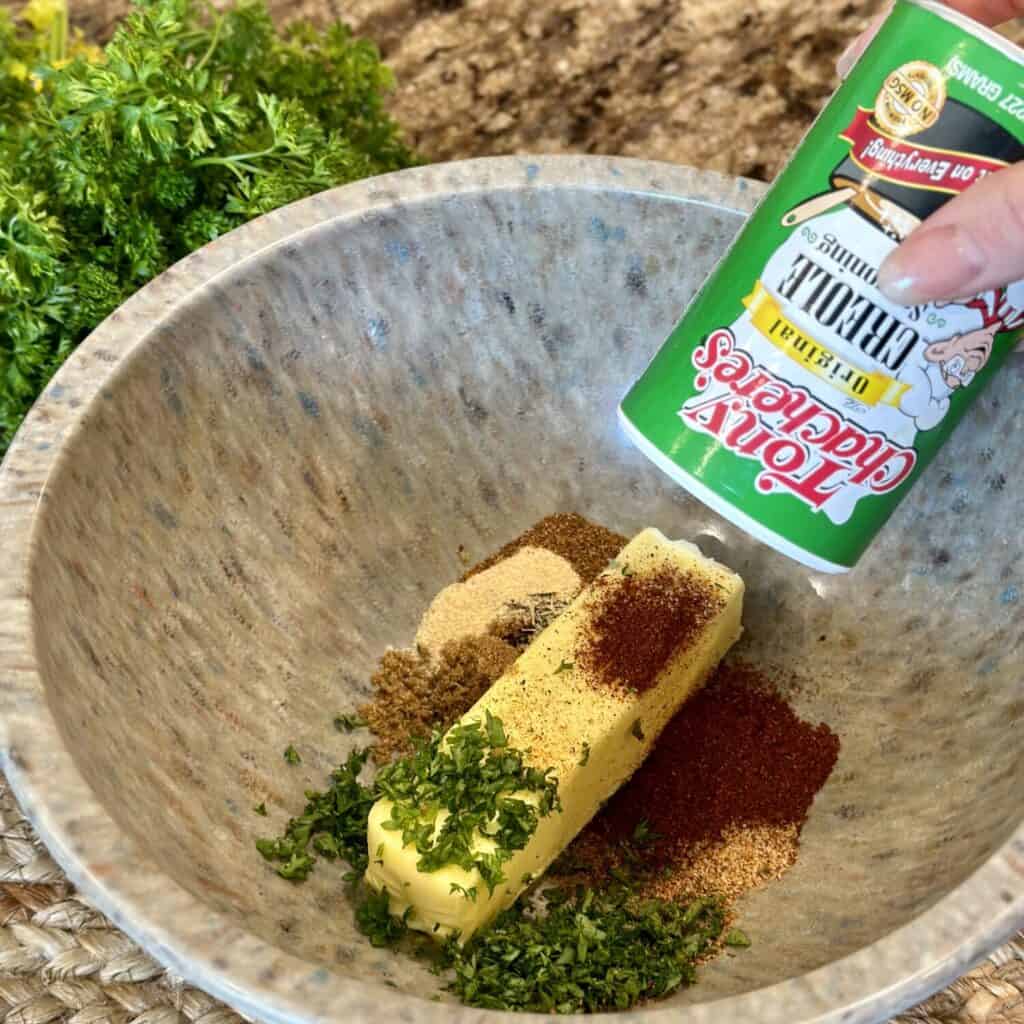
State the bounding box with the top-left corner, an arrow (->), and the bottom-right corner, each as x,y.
619,0 -> 1024,572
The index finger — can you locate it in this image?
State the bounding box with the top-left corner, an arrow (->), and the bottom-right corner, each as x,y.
942,0 -> 1024,24
838,0 -> 1024,78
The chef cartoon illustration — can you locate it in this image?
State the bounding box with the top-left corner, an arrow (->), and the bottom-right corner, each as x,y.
898,284 -> 1024,432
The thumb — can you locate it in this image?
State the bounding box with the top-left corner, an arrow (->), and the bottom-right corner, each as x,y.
836,8 -> 891,78
877,162 -> 1024,305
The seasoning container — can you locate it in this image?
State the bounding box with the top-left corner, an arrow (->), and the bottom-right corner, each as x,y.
619,0 -> 1024,572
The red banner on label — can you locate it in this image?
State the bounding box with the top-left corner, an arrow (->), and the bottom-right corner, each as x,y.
840,108 -> 1008,195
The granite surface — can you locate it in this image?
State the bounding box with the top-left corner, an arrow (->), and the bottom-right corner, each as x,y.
68,0 -> 1024,183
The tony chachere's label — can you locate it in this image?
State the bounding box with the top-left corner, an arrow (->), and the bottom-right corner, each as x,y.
620,0 -> 1024,572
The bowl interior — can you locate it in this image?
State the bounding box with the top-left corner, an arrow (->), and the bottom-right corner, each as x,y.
25,168 -> 1024,1009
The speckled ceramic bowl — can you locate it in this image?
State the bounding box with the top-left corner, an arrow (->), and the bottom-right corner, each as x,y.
0,156 -> 1022,1024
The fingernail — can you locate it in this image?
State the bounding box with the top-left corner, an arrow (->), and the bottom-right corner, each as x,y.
838,7 -> 893,78
878,225 -> 986,305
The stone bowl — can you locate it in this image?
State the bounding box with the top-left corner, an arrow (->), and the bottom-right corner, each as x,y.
1,156 -> 1022,1024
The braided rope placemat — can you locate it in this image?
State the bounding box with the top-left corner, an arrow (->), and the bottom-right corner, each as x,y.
0,779 -> 1019,1024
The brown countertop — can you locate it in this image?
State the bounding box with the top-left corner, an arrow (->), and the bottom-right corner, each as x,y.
342,0 -> 879,180
66,0 -> 1024,181
47,0 -> 895,181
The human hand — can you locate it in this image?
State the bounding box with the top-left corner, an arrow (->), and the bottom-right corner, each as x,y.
837,0 -> 1024,306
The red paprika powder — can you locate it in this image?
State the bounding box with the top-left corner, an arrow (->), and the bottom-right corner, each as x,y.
584,661 -> 840,867
577,566 -> 726,694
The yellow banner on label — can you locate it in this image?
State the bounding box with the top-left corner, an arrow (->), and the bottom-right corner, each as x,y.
742,282 -> 909,408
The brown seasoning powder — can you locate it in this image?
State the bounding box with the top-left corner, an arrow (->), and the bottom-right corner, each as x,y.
578,566 -> 726,693
463,513 -> 628,585
417,547 -> 580,657
358,514 -> 839,913
359,636 -> 518,762
645,824 -> 799,906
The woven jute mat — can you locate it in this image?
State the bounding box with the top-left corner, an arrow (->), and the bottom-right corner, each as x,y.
0,779 -> 1020,1024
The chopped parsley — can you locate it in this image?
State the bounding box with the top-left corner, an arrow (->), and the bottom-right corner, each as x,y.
335,713 -> 368,733
484,710 -> 507,748
631,819 -> 661,847
441,886 -> 727,1012
630,719 -> 645,742
577,742 -> 591,767
283,744 -> 301,765
258,712 -> 748,1011
553,659 -> 574,675
356,888 -> 410,948
256,748 -> 377,881
605,556 -> 634,577
375,712 -> 560,894
253,802 -> 268,816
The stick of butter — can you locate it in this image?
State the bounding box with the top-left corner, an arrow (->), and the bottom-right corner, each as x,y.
364,527 -> 744,940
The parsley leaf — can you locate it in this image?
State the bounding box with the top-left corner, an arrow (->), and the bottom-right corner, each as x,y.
631,819 -> 661,847
356,888 -> 409,948
283,744 -> 301,765
577,741 -> 590,767
449,882 -> 478,902
334,712 -> 368,733
253,801 -> 268,816
484,709 -> 506,748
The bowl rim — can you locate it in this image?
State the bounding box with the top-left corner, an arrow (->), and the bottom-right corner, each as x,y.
1,153 -> 1022,1024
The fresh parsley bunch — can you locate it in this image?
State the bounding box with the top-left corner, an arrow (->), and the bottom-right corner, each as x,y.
0,0 -> 415,453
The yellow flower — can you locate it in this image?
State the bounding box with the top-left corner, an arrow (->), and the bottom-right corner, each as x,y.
69,34 -> 103,63
19,0 -> 62,33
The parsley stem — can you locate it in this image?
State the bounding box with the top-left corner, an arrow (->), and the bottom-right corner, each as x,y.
192,147 -> 278,177
191,155 -> 262,178
48,0 -> 69,65
192,11 -> 225,73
